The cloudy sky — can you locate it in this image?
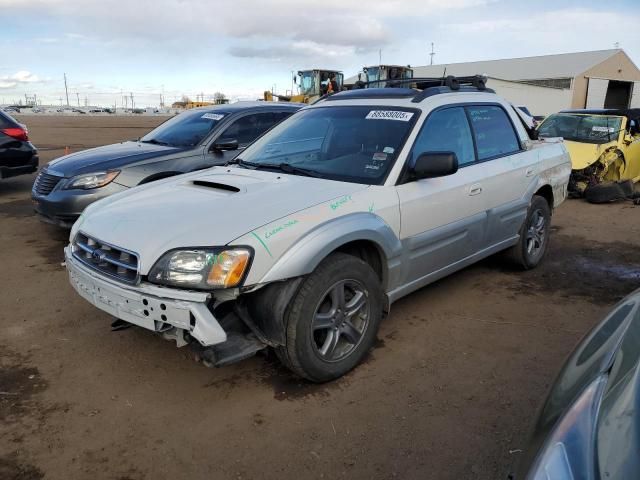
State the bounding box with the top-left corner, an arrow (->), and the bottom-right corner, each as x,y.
1,0 -> 639,107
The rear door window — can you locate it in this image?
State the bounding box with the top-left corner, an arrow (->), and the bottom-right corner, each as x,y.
411,107 -> 475,166
466,105 -> 520,160
219,113 -> 284,146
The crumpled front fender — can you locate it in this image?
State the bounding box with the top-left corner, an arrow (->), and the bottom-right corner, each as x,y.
568,141 -> 622,170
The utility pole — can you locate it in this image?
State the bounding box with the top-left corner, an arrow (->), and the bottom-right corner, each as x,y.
429,42 -> 436,66
130,92 -> 134,109
63,73 -> 70,106
379,49 -> 382,65
76,92 -> 80,107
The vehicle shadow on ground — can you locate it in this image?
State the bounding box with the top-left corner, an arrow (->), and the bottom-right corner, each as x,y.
0,174 -> 37,200
477,230 -> 640,305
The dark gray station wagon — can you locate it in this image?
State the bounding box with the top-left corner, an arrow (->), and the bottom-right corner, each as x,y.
32,102 -> 302,227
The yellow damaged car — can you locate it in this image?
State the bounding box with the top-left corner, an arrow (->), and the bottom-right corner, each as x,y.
537,109 -> 640,202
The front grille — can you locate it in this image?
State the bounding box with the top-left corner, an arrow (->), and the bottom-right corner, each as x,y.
72,232 -> 140,284
33,171 -> 63,196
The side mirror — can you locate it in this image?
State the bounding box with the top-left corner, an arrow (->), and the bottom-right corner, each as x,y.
624,133 -> 634,144
211,139 -> 239,152
411,152 -> 459,180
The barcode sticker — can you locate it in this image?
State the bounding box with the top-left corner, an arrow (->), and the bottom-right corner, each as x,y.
365,110 -> 414,122
201,113 -> 225,121
592,126 -> 614,133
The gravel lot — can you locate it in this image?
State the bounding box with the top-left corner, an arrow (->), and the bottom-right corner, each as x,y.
1,115 -> 639,480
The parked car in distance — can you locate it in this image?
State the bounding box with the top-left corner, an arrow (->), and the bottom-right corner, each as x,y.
0,109 -> 38,180
65,78 -> 571,382
515,288 -> 640,480
537,108 -> 640,202
32,102 -> 302,227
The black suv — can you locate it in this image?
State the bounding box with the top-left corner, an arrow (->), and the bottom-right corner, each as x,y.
32,101 -> 302,227
0,110 -> 38,179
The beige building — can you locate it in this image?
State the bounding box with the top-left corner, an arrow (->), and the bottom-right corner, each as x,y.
347,50 -> 640,116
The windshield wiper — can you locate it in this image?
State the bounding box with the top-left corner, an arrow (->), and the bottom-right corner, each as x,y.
226,159 -> 322,178
258,162 -> 324,178
140,138 -> 171,146
225,158 -> 259,168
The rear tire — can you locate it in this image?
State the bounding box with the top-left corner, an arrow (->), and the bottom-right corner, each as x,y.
584,181 -> 627,204
504,195 -> 551,270
276,252 -> 383,383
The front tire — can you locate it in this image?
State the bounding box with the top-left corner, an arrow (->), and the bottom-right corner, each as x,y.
505,195 -> 551,270
277,252 -> 383,382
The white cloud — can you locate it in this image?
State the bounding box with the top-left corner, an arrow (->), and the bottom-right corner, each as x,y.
446,8 -> 640,48
0,70 -> 46,89
2,0 -> 492,52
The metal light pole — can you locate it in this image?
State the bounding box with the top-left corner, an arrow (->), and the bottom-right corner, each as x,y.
64,73 -> 70,106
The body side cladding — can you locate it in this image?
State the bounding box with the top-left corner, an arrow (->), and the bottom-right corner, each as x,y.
257,212 -> 403,290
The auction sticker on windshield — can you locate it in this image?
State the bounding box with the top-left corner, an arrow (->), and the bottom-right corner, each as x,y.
366,110 -> 414,122
202,113 -> 225,121
592,126 -> 615,133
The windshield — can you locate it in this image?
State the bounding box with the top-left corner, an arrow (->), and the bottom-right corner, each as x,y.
238,106 -> 418,185
366,67 -> 381,84
298,71 -> 317,96
140,109 -> 226,147
366,67 -> 412,85
538,113 -> 623,144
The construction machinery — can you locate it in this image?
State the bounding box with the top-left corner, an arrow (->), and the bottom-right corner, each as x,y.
264,69 -> 344,103
358,65 -> 414,88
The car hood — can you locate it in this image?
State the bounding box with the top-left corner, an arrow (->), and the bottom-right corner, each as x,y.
596,292 -> 640,478
46,141 -> 188,177
516,290 -> 640,478
74,167 -> 368,273
564,139 -> 618,170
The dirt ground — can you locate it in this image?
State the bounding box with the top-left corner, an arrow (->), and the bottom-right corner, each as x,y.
1,116 -> 639,480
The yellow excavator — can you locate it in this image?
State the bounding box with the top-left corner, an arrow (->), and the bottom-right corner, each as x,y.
264,69 -> 344,103
358,65 -> 414,87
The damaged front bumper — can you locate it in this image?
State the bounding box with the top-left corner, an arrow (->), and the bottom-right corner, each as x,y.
64,246 -> 227,347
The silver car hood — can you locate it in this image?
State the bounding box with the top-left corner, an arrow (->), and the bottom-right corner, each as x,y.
74,166 -> 367,273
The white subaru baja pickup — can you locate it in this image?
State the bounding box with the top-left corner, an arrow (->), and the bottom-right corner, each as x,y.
65,77 -> 571,382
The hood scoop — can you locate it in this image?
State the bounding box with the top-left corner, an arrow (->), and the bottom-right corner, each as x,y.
191,180 -> 241,193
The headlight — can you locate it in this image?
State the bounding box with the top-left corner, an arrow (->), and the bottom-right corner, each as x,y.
148,248 -> 252,289
527,375 -> 607,480
64,170 -> 120,190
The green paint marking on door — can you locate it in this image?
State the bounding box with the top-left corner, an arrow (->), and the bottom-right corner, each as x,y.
368,203 -> 375,213
250,231 -> 273,258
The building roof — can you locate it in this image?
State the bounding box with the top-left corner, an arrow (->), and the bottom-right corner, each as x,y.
346,49 -> 624,84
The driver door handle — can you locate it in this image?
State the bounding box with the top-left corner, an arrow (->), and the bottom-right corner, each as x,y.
469,184 -> 483,196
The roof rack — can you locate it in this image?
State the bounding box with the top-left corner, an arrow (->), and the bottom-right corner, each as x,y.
346,75 -> 494,103
323,87 -> 419,101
